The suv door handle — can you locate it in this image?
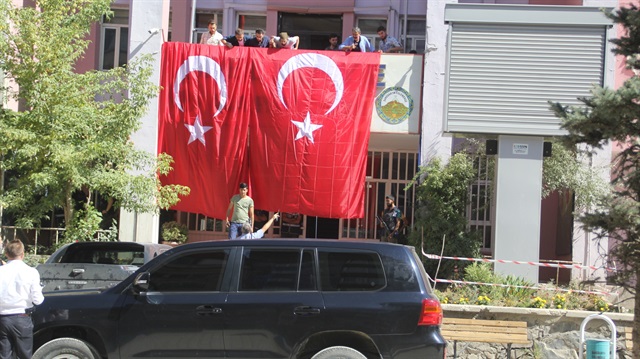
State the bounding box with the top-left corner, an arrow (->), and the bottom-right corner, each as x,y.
196,305 -> 222,316
293,306 -> 321,316
71,268 -> 85,276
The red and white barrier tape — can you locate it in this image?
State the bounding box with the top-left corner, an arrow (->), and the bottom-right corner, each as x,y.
433,278 -> 612,296
421,250 -> 616,273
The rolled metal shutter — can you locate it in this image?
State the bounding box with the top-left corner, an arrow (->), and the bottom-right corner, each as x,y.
445,23 -> 606,136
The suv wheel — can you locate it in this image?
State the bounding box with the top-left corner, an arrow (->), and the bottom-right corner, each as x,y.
32,338 -> 98,359
311,346 -> 367,359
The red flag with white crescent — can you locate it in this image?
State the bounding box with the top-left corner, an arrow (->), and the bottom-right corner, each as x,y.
248,50 -> 380,218
158,42 -> 252,219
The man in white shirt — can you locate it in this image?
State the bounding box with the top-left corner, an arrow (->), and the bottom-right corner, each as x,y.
236,212 -> 280,239
0,240 -> 44,359
270,32 -> 299,50
200,20 -> 224,46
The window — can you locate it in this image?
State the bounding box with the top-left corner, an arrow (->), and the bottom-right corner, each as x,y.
357,18 -> 386,51
318,250 -> 385,291
239,248 -> 308,291
193,11 -> 223,43
467,154 -> 494,254
100,9 -> 128,70
182,211 -> 224,234
400,18 -> 426,53
342,150 -> 418,240
237,14 -> 266,37
148,250 -> 229,292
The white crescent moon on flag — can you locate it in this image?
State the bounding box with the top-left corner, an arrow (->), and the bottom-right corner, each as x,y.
174,55 -> 227,117
277,53 -> 344,115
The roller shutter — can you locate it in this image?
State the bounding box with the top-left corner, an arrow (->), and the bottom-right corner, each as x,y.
444,6 -> 611,136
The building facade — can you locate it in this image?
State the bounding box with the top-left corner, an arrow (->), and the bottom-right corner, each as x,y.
4,0 -> 623,284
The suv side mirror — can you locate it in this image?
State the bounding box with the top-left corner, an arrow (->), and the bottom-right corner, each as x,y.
132,272 -> 150,294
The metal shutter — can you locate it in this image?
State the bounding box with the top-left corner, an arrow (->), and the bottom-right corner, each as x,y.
445,23 -> 606,136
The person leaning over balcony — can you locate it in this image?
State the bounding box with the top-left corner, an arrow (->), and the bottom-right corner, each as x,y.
0,240 -> 44,359
246,28 -> 270,48
269,32 -> 299,49
236,212 -> 280,240
222,28 -> 250,48
376,26 -> 403,53
339,27 -> 373,52
200,19 -> 224,46
225,182 -> 255,239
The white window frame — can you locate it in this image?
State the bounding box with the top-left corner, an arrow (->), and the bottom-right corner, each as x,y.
400,17 -> 426,53
98,8 -> 129,70
99,24 -> 128,71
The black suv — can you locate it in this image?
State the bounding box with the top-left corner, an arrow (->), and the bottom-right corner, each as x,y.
32,239 -> 445,359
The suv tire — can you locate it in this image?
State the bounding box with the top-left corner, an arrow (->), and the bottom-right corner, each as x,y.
32,337 -> 98,359
311,346 -> 368,359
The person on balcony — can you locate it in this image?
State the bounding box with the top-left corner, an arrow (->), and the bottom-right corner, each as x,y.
270,32 -> 299,50
246,28 -> 270,48
376,26 -> 403,53
223,28 -> 250,48
339,27 -> 373,52
200,20 -> 224,46
325,33 -> 339,50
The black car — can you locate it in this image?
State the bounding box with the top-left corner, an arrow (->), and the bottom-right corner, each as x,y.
32,239 -> 445,359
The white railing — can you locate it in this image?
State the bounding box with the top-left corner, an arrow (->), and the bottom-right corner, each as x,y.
0,226 -> 115,255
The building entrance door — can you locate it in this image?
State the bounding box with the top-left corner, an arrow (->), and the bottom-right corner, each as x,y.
278,13 -> 342,50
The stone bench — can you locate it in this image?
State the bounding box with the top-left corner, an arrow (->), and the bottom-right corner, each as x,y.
441,317 -> 530,359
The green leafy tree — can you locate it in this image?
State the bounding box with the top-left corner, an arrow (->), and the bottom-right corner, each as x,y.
408,153 -> 481,279
0,0 -> 189,235
550,5 -> 640,356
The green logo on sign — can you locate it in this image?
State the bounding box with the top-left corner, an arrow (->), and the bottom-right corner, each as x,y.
375,87 -> 413,125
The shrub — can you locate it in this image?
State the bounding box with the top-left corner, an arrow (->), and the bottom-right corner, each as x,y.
409,154 -> 480,279
161,221 -> 189,244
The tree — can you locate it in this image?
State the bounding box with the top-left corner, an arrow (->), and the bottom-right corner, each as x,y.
550,5 -> 640,356
0,0 -> 188,233
408,153 -> 481,279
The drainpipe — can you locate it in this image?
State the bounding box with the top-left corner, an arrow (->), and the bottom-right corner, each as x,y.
190,0 -> 197,43
403,0 -> 408,51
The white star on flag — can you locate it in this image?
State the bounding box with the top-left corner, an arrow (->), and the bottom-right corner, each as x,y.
184,115 -> 213,146
291,112 -> 323,143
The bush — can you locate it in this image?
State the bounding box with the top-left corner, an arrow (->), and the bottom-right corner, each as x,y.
161,221 -> 188,244
409,154 -> 481,279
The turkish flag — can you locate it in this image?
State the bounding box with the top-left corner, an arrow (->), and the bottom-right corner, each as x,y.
158,42 -> 252,219
249,50 -> 380,218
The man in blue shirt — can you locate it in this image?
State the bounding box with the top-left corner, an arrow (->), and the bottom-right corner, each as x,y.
236,212 -> 280,240
339,27 -> 373,52
376,26 -> 403,53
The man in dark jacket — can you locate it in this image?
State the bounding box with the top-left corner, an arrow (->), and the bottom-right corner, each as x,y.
245,28 -> 269,48
223,28 -> 251,48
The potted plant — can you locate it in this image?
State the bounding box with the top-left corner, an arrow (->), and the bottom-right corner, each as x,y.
161,221 -> 189,245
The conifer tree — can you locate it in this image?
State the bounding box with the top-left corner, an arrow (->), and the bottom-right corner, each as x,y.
551,5 -> 640,355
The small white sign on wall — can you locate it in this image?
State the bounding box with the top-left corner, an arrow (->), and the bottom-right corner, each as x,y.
513,143 -> 529,155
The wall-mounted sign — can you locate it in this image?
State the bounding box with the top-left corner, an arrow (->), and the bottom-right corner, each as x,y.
375,87 -> 413,125
513,143 -> 529,155
371,54 -> 422,134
